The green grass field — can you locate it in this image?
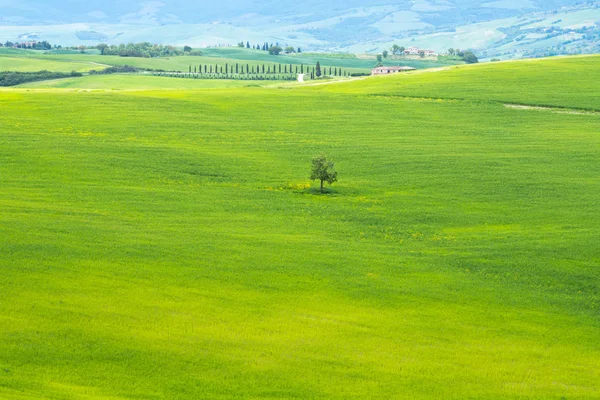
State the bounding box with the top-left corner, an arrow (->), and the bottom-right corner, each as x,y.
0,55 -> 598,399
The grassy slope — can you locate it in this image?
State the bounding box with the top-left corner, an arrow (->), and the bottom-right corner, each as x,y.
323,55 -> 600,110
0,56 -> 106,72
0,56 -> 599,399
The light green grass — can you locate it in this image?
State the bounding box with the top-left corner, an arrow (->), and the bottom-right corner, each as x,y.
0,55 -> 598,399
0,56 -> 106,72
13,74 -> 279,90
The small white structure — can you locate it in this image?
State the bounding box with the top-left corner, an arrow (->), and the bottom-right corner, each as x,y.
405,46 -> 420,55
297,74 -> 305,83
371,66 -> 416,75
403,46 -> 438,57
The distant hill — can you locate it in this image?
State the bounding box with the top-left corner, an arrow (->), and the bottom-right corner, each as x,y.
0,0 -> 598,58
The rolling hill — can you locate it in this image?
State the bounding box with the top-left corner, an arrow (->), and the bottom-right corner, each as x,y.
1,1 -> 599,57
0,55 -> 598,399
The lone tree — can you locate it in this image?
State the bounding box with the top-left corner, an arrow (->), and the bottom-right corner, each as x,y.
310,154 -> 338,193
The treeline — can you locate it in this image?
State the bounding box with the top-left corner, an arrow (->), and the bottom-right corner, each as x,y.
96,43 -> 202,58
187,62 -> 348,77
237,41 -> 301,55
1,41 -> 52,50
89,65 -> 141,75
89,65 -> 180,74
0,70 -> 82,86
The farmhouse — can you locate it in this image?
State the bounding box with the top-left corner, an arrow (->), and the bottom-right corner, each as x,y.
403,46 -> 438,57
371,66 -> 417,75
405,46 -> 420,55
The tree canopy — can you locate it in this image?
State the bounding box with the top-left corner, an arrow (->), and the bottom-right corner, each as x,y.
268,45 -> 283,55
310,154 -> 338,192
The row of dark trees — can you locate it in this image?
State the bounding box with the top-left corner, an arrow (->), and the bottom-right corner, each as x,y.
187,62 -> 348,77
89,65 -> 141,75
154,70 -> 336,81
155,72 -> 301,81
0,70 -> 82,86
1,41 -> 52,50
237,41 -> 302,55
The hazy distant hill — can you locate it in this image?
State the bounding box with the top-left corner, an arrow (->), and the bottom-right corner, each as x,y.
1,0 -> 598,58
0,0 -> 584,24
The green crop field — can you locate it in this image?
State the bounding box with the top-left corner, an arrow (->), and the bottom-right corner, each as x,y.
0,55 -> 598,399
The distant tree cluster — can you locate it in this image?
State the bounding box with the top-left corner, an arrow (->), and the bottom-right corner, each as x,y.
96,43 -> 202,58
390,44 -> 405,55
268,45 -> 283,55
238,40 -> 302,55
3,41 -> 52,50
89,65 -> 141,75
448,48 -> 479,63
0,70 -> 82,86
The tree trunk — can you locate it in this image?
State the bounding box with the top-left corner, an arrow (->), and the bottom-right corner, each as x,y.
320,180 -> 324,192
